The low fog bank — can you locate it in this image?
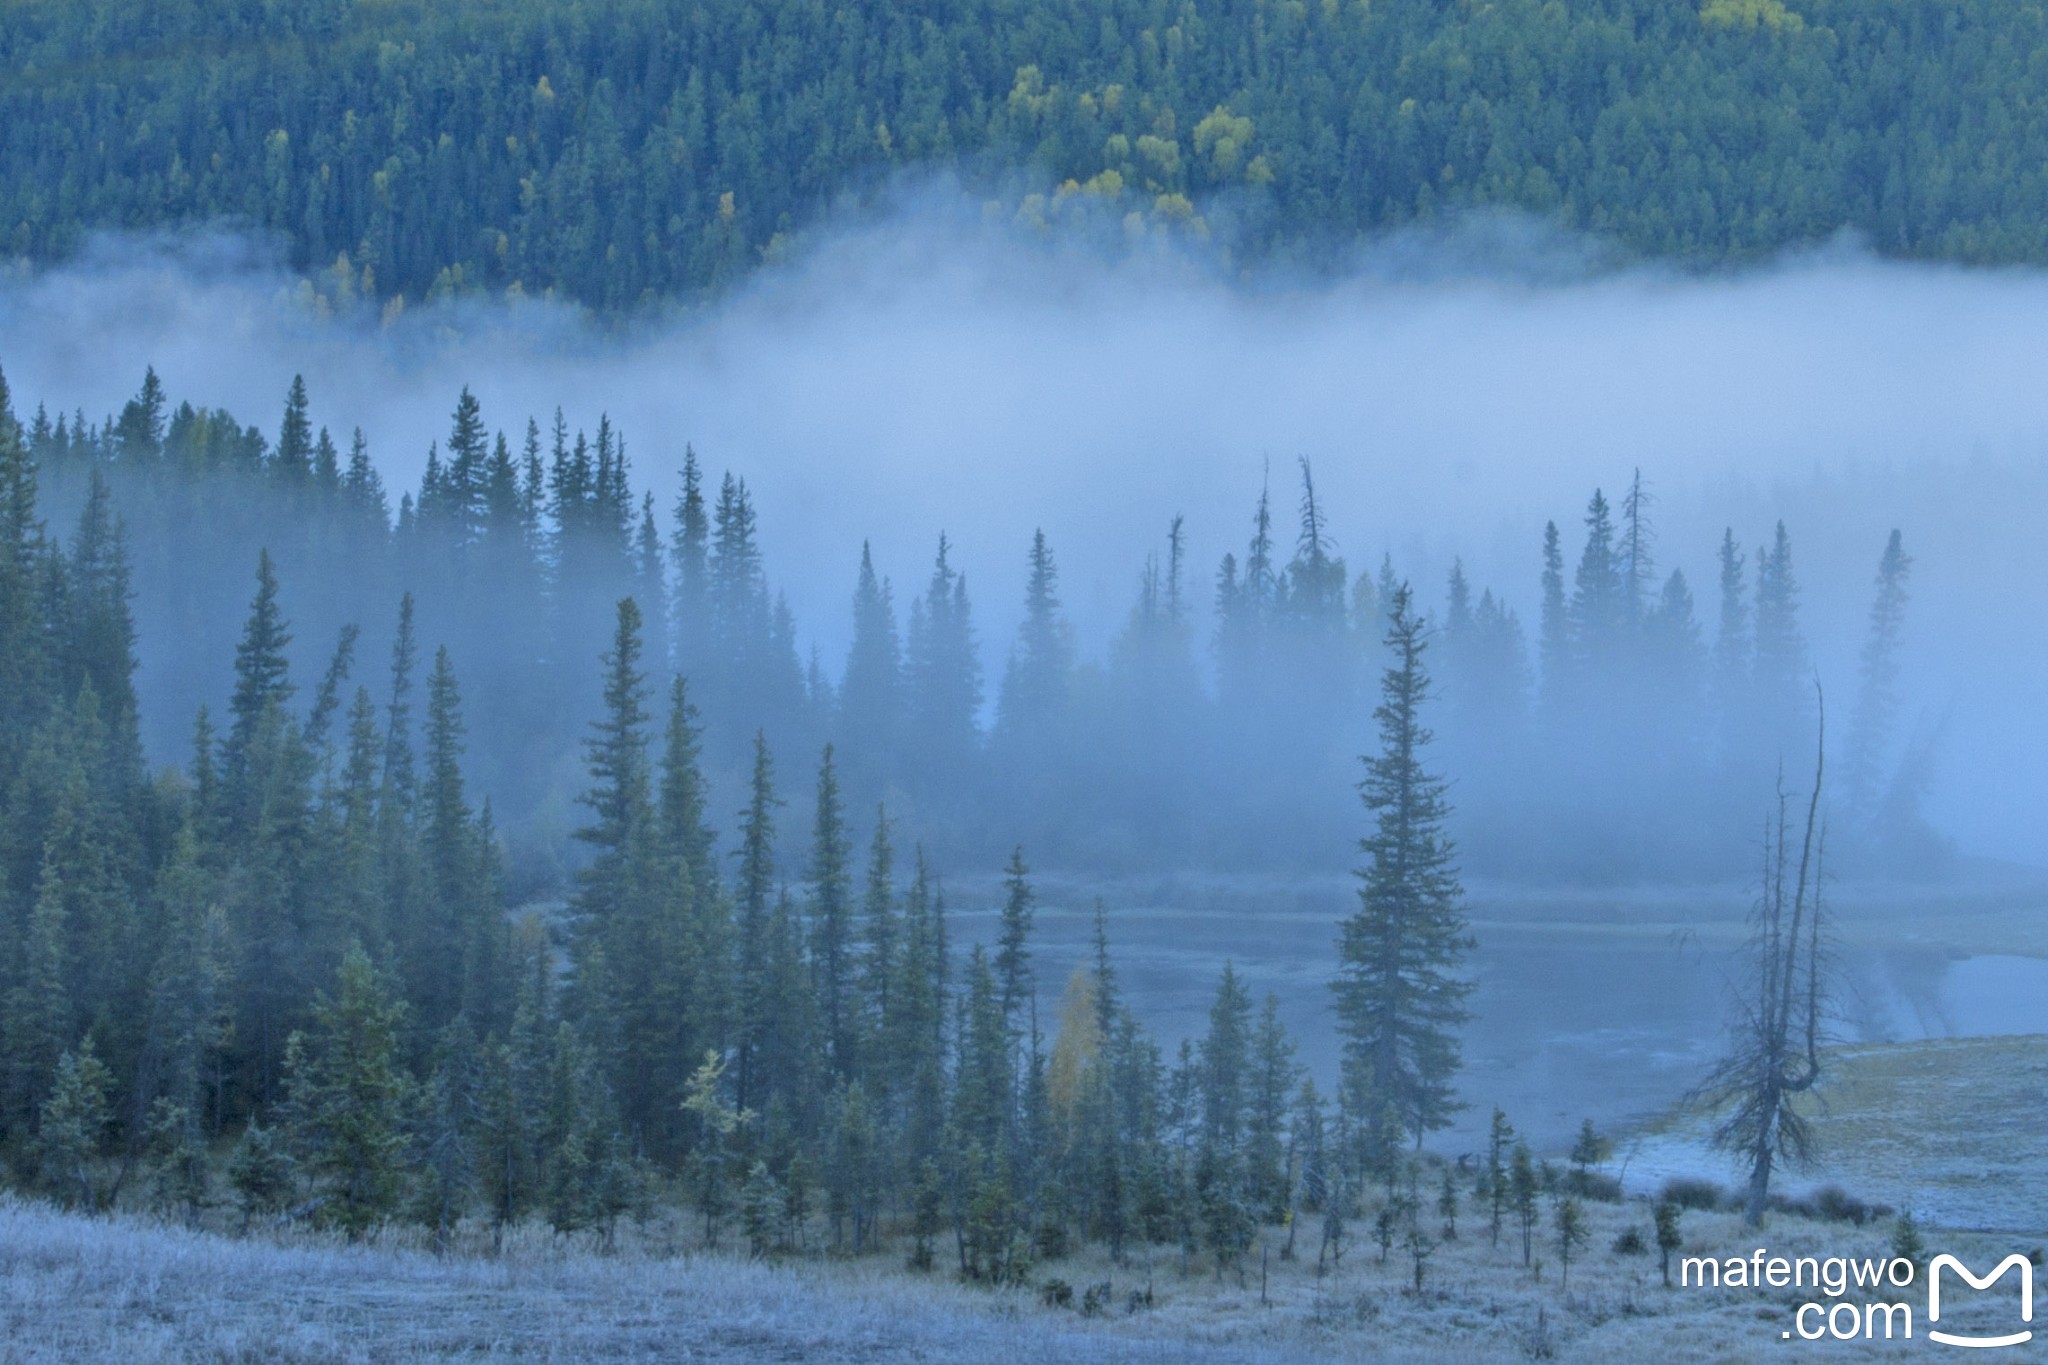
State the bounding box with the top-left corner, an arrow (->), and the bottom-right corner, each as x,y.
3,206 -> 2046,869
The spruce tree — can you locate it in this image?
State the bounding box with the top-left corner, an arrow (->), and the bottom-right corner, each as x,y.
223,550 -> 295,792
62,471 -> 143,785
994,847 -> 1035,1036
1570,488 -> 1623,678
1484,1106 -> 1514,1247
1332,584 -> 1474,1155
1845,529 -> 1911,823
282,944 -> 407,1239
839,543 -> 901,789
658,675 -> 717,890
382,593 -> 420,806
304,623 -> 360,763
418,648 -> 476,1002
274,376 -> 314,485
1753,521 -> 1807,746
1620,469 -> 1656,624
1247,994 -> 1297,1219
998,529 -> 1073,741
1538,521 -> 1568,715
670,446 -> 710,678
732,731 -> 779,1115
808,745 -> 856,1084
857,808 -> 898,1087
38,1040 -> 113,1209
904,534 -> 981,782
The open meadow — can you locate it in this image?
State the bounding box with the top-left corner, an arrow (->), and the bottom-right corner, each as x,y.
2,1180 -> 2038,1363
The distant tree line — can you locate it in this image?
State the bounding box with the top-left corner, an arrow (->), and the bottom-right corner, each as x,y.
7,0 -> 2048,310
0,365 -> 1487,1274
17,368 -> 1940,884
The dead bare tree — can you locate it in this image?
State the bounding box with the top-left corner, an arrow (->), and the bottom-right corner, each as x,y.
1700,690 -> 1828,1228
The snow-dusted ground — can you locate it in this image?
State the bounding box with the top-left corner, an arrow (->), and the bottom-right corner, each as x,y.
6,1193 -> 2033,1363
0,1197 -> 1298,1363
1612,1035 -> 2048,1232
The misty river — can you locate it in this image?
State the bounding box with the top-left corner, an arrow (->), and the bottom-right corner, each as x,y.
944,876 -> 2048,1156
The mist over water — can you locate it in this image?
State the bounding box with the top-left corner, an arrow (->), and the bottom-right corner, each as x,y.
3,206 -> 2046,867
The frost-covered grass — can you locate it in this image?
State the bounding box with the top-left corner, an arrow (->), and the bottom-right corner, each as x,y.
0,1195 -> 1283,1363
1,1191 -> 2037,1361
1623,1034 -> 2048,1232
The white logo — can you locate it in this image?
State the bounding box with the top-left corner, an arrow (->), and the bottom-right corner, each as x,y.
1927,1253 -> 2034,1349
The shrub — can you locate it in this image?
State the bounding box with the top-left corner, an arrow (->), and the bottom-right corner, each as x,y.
1812,1186 -> 1874,1224
1567,1171 -> 1624,1203
1612,1226 -> 1646,1255
1658,1177 -> 1723,1211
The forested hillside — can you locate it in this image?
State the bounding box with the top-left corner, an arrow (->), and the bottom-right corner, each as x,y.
5,0 -> 2048,310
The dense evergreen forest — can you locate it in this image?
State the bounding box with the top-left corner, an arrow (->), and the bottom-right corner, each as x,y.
0,364 -> 1494,1272
6,0 -> 2048,311
10,367 -> 1935,885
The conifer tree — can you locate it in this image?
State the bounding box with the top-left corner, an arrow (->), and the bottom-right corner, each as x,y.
1510,1140 -> 1538,1267
415,646 -> 477,1023
1554,1194 -> 1588,1287
1845,529 -> 1911,823
994,848 -> 1035,1036
564,598 -> 653,1085
659,675 -> 718,891
808,745 -> 856,1083
1753,521 -> 1807,745
223,550 -> 295,792
904,534 -> 981,782
732,732 -> 779,1114
412,1017 -> 480,1250
1196,964 -> 1255,1277
998,530 -> 1073,741
0,368 -> 50,777
670,446 -> 711,678
441,387 -> 489,544
473,1035 -> 536,1252
283,944 -> 407,1238
1654,1201 -> 1683,1287
892,850 -> 950,1173
1247,994 -> 1296,1219
1620,469 -> 1656,624
304,624 -> 359,763
342,429 -> 389,530
1713,528 -> 1751,760
1285,459 -> 1348,635
38,1040 -> 113,1209
1333,584 -> 1474,1156
839,543 -> 901,790
228,1122 -> 296,1231
382,593 -> 420,807
1570,488 -> 1623,677
857,809 -> 898,1085
113,367 -> 166,465
274,376 -> 314,485
1538,521 -> 1568,715
62,471 -> 143,785
1484,1106 -> 1514,1247
634,493 -> 668,668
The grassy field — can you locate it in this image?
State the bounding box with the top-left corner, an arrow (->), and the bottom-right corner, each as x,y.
2,1186 -> 2038,1362
1624,1034 -> 2048,1233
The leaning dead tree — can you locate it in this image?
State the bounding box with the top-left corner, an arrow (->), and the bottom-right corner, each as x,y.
1701,692 -> 1828,1227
